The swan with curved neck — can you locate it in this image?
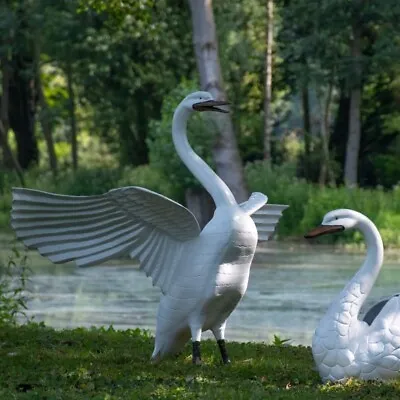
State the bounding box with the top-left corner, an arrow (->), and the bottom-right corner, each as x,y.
11,91 -> 287,364
305,209 -> 400,382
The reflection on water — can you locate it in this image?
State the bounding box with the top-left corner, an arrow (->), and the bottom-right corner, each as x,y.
12,242 -> 400,345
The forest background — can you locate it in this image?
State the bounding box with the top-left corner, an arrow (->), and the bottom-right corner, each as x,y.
1,0 -> 400,246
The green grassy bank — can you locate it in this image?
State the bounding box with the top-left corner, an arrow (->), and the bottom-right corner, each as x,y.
0,324 -> 399,399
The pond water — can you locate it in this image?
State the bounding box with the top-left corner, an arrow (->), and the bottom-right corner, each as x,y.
10,241 -> 400,346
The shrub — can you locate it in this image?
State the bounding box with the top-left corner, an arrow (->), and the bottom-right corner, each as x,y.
245,160 -> 400,246
0,247 -> 30,325
1,160 -> 400,247
245,161 -> 311,236
0,165 -> 182,230
117,165 -> 182,202
51,168 -> 123,195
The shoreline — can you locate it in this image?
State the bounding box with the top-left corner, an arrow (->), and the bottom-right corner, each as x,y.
2,230 -> 400,267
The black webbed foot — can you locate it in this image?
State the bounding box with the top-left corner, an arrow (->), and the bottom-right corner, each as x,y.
217,339 -> 231,364
192,341 -> 202,365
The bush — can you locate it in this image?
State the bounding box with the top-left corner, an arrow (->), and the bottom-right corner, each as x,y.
372,154 -> 400,188
245,161 -> 311,237
245,160 -> 400,246
117,165 -> 182,202
0,165 -> 182,230
52,168 -> 123,195
1,161 -> 400,247
0,247 -> 30,325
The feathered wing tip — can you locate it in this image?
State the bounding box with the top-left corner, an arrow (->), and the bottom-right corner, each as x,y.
150,342 -> 173,363
10,186 -> 201,294
150,348 -> 161,363
251,204 -> 289,241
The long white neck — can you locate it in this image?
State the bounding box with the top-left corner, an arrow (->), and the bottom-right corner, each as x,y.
327,217 -> 384,322
172,105 -> 237,208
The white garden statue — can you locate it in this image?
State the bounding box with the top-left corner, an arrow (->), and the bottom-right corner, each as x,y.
11,91 -> 288,365
305,209 -> 400,382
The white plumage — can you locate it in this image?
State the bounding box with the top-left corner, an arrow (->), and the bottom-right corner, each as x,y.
305,209 -> 400,382
11,91 -> 287,364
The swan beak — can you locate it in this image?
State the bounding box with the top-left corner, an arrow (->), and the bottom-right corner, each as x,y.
192,100 -> 230,113
304,224 -> 344,239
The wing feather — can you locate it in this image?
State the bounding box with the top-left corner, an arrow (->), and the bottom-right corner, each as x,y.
22,220 -> 137,247
11,187 -> 201,293
250,203 -> 288,242
14,215 -> 128,240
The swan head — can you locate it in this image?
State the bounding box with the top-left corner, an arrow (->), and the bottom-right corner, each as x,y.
182,91 -> 230,113
304,209 -> 362,239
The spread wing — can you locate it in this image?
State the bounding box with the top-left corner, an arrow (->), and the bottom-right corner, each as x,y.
250,203 -> 288,241
11,187 -> 201,293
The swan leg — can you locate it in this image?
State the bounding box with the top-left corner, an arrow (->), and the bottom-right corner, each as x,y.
212,322 -> 231,364
190,325 -> 202,365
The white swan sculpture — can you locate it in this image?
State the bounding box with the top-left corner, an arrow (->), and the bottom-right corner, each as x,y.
11,91 -> 288,365
305,209 -> 400,382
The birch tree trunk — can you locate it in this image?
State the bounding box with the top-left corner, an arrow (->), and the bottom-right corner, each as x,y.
263,0 -> 274,162
344,5 -> 363,187
188,0 -> 248,203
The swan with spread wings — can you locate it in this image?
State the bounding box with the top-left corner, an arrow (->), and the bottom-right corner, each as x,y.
11,92 -> 287,365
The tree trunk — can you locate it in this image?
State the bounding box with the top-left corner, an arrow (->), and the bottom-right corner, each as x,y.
34,40 -> 58,176
331,86 -> 349,182
133,89 -> 149,165
344,12 -> 362,187
263,0 -> 274,162
0,61 -> 25,186
37,73 -> 58,176
301,85 -> 311,179
6,0 -> 39,170
8,54 -> 39,169
185,188 -> 215,229
317,79 -> 334,186
66,61 -> 78,171
188,0 -> 248,204
0,59 -> 12,168
119,91 -> 149,167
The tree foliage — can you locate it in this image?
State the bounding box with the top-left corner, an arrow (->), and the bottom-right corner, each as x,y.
0,0 -> 399,189
147,80 -> 217,195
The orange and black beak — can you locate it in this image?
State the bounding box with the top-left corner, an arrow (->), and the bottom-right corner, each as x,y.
304,225 -> 344,239
192,99 -> 230,113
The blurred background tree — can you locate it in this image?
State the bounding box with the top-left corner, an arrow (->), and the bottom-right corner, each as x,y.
0,0 -> 399,236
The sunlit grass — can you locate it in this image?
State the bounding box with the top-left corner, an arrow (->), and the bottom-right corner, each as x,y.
0,324 -> 399,399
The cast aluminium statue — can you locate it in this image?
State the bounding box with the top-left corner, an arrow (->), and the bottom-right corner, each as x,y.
11,91 -> 288,365
305,209 -> 400,382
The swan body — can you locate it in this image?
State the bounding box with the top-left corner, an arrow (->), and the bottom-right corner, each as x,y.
305,209 -> 400,382
11,91 -> 287,363
153,204 -> 258,357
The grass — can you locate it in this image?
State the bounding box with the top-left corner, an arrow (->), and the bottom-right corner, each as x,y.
0,324 -> 400,399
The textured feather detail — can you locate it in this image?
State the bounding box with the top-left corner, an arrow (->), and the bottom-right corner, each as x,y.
369,295 -> 400,336
250,203 -> 288,241
11,187 -> 201,293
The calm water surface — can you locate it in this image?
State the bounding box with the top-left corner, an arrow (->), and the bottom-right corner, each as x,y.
9,242 -> 400,346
